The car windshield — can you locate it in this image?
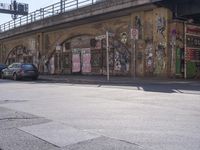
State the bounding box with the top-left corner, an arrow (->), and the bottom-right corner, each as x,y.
21,64 -> 36,70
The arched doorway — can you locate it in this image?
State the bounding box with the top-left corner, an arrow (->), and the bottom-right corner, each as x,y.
51,34 -> 131,76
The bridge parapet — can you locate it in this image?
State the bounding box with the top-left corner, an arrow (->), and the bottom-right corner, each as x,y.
0,0 -> 159,39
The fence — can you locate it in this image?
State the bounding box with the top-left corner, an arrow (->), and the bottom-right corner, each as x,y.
0,0 -> 102,32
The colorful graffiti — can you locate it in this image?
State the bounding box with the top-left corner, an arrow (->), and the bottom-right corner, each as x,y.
156,16 -> 166,38
81,48 -> 91,73
114,47 -> 129,72
135,16 -> 142,39
120,32 -> 128,44
155,43 -> 166,74
170,29 -> 184,76
72,49 -> 81,73
109,50 -> 114,67
112,39 -> 130,72
91,51 -> 101,67
135,16 -> 142,30
63,53 -> 70,68
145,39 -> 154,73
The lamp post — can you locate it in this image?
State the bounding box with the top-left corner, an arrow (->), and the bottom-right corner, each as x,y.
106,31 -> 110,81
60,0 -> 63,13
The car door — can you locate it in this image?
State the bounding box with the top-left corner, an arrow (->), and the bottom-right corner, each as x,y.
7,64 -> 15,77
2,64 -> 11,78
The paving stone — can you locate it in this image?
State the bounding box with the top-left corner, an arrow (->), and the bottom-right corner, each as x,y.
20,122 -> 101,147
0,107 -> 50,129
0,128 -> 59,150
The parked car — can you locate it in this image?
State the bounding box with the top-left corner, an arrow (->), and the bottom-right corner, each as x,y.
0,64 -> 7,79
1,63 -> 39,80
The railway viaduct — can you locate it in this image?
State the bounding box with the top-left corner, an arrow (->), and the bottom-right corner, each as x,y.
0,0 -> 200,78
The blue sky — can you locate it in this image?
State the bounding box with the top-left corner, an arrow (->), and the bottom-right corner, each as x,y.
0,0 -> 59,24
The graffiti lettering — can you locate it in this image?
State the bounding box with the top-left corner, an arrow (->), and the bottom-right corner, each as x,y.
135,16 -> 142,39
114,47 -> 129,72
155,43 -> 166,74
145,39 -> 154,73
156,16 -> 166,38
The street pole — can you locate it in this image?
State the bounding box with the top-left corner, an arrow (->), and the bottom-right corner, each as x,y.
184,22 -> 187,79
130,14 -> 137,79
60,0 -> 63,13
106,31 -> 110,81
133,38 -> 136,79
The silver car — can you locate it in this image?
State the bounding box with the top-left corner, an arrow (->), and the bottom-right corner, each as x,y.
1,63 -> 39,80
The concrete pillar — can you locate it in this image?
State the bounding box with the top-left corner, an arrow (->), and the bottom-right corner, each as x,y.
153,7 -> 172,77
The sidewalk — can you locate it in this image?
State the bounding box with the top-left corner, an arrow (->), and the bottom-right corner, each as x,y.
38,74 -> 200,85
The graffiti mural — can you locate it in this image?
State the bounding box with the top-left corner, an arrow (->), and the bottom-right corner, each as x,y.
100,36 -> 130,73
81,48 -> 91,73
42,56 -> 48,73
72,49 -> 81,73
171,29 -> 176,45
135,16 -> 142,30
63,53 -> 71,68
120,32 -> 128,44
114,51 -> 121,71
114,46 -> 129,72
169,28 -> 185,76
109,50 -> 114,67
156,16 -> 166,38
155,43 -> 166,74
91,51 -> 101,67
135,16 -> 142,39
7,45 -> 33,64
145,39 -> 154,73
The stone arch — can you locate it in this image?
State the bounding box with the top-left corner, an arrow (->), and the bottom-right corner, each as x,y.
48,33 -> 95,61
5,45 -> 26,64
42,26 -> 131,75
40,26 -> 99,74
45,34 -> 96,74
45,27 -> 100,62
5,44 -> 36,66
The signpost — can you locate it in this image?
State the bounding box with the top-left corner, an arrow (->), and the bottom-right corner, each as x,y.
95,31 -> 114,81
106,31 -> 110,81
95,35 -> 106,40
131,28 -> 139,40
131,28 -> 138,79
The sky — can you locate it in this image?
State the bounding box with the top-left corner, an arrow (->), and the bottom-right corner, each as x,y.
0,0 -> 59,24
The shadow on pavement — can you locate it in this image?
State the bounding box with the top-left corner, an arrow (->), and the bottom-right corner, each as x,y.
1,76 -> 200,94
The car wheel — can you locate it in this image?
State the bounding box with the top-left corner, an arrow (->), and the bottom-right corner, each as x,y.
13,73 -> 18,81
32,76 -> 38,80
1,72 -> 4,79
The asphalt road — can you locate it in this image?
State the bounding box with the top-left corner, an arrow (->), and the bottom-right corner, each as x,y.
0,79 -> 200,150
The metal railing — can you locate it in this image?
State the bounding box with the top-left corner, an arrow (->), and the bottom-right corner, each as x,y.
0,0 -> 102,33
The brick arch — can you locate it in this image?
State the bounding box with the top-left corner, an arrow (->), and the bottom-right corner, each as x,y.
5,45 -> 26,64
46,27 -> 99,61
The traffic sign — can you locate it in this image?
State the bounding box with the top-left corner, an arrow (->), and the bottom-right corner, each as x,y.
131,28 -> 139,40
95,35 -> 106,40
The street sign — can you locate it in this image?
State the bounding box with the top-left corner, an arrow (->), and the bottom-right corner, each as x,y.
95,35 -> 106,40
95,32 -> 115,40
56,45 -> 61,51
131,28 -> 139,40
95,31 -> 114,81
